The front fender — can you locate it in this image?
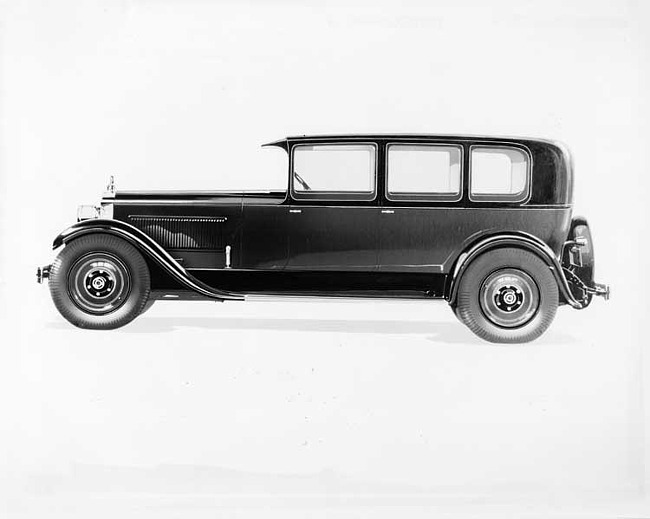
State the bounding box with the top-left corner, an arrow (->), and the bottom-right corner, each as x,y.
447,231 -> 585,309
53,219 -> 244,301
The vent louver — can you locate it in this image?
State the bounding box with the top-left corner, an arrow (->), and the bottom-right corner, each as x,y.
129,216 -> 227,250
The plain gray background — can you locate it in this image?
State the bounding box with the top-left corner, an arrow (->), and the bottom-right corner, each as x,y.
1,0 -> 649,517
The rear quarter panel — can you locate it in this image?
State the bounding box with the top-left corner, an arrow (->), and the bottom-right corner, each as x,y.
378,206 -> 572,273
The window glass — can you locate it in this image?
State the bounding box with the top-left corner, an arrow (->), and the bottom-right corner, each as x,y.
470,147 -> 529,201
292,144 -> 376,199
387,145 -> 461,200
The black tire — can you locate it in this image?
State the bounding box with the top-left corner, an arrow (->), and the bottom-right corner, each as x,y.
49,234 -> 151,329
139,299 -> 156,316
451,304 -> 466,324
455,248 -> 558,343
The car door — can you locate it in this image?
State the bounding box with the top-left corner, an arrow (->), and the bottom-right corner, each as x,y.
286,142 -> 379,271
377,142 -> 464,273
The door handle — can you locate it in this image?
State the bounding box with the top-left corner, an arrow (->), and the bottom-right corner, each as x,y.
381,209 -> 394,214
289,209 -> 302,214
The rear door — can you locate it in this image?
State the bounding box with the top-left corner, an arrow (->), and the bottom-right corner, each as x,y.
377,142 -> 464,272
286,142 -> 378,271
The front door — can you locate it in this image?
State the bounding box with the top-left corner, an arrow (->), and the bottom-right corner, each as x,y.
286,142 -> 378,271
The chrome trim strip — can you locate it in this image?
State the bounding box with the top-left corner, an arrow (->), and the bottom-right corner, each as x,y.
238,204 -> 571,210
129,215 -> 228,223
113,200 -> 570,210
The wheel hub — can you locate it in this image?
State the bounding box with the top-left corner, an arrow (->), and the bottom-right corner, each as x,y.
494,285 -> 523,312
480,269 -> 540,328
87,270 -> 115,297
68,253 -> 131,314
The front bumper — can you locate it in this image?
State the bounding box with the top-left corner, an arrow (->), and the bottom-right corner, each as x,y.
36,265 -> 51,284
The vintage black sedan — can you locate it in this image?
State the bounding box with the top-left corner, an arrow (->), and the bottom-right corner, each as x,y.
37,134 -> 609,343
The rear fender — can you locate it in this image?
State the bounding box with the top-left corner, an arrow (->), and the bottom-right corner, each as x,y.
447,231 -> 585,309
560,216 -> 610,305
53,219 -> 243,301
562,216 -> 594,284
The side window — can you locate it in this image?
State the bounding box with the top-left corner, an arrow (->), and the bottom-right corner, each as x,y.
386,144 -> 462,201
292,144 -> 376,200
470,146 -> 530,202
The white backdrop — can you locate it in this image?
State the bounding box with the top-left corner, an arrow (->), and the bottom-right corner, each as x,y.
1,0 -> 649,517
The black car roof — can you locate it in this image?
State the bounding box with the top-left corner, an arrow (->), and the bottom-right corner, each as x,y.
262,134 -> 568,151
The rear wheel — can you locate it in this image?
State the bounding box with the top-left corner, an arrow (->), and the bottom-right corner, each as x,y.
455,248 -> 558,343
49,234 -> 150,329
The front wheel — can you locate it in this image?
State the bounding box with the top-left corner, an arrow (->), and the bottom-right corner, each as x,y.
49,234 -> 151,329
455,248 -> 559,343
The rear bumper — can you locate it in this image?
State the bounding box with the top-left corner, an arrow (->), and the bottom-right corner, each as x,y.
561,216 -> 609,308
591,282 -> 610,300
562,267 -> 609,307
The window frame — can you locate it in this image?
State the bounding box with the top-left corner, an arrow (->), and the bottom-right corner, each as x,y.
384,142 -> 464,203
468,144 -> 532,204
289,142 -> 379,202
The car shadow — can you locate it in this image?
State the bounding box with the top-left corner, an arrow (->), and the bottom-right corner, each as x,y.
113,316 -> 575,345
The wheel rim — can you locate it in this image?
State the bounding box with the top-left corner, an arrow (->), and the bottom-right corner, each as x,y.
479,268 -> 540,328
67,253 -> 132,314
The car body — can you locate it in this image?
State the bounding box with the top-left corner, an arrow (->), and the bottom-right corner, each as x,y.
37,134 -> 609,342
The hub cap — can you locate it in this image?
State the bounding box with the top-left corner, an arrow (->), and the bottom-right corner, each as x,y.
479,269 -> 540,328
68,253 -> 131,314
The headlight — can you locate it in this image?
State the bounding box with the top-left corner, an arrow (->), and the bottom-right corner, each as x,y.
76,203 -> 113,221
77,205 -> 100,221
100,203 -> 114,219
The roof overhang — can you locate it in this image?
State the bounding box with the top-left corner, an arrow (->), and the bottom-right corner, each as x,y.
261,138 -> 288,150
